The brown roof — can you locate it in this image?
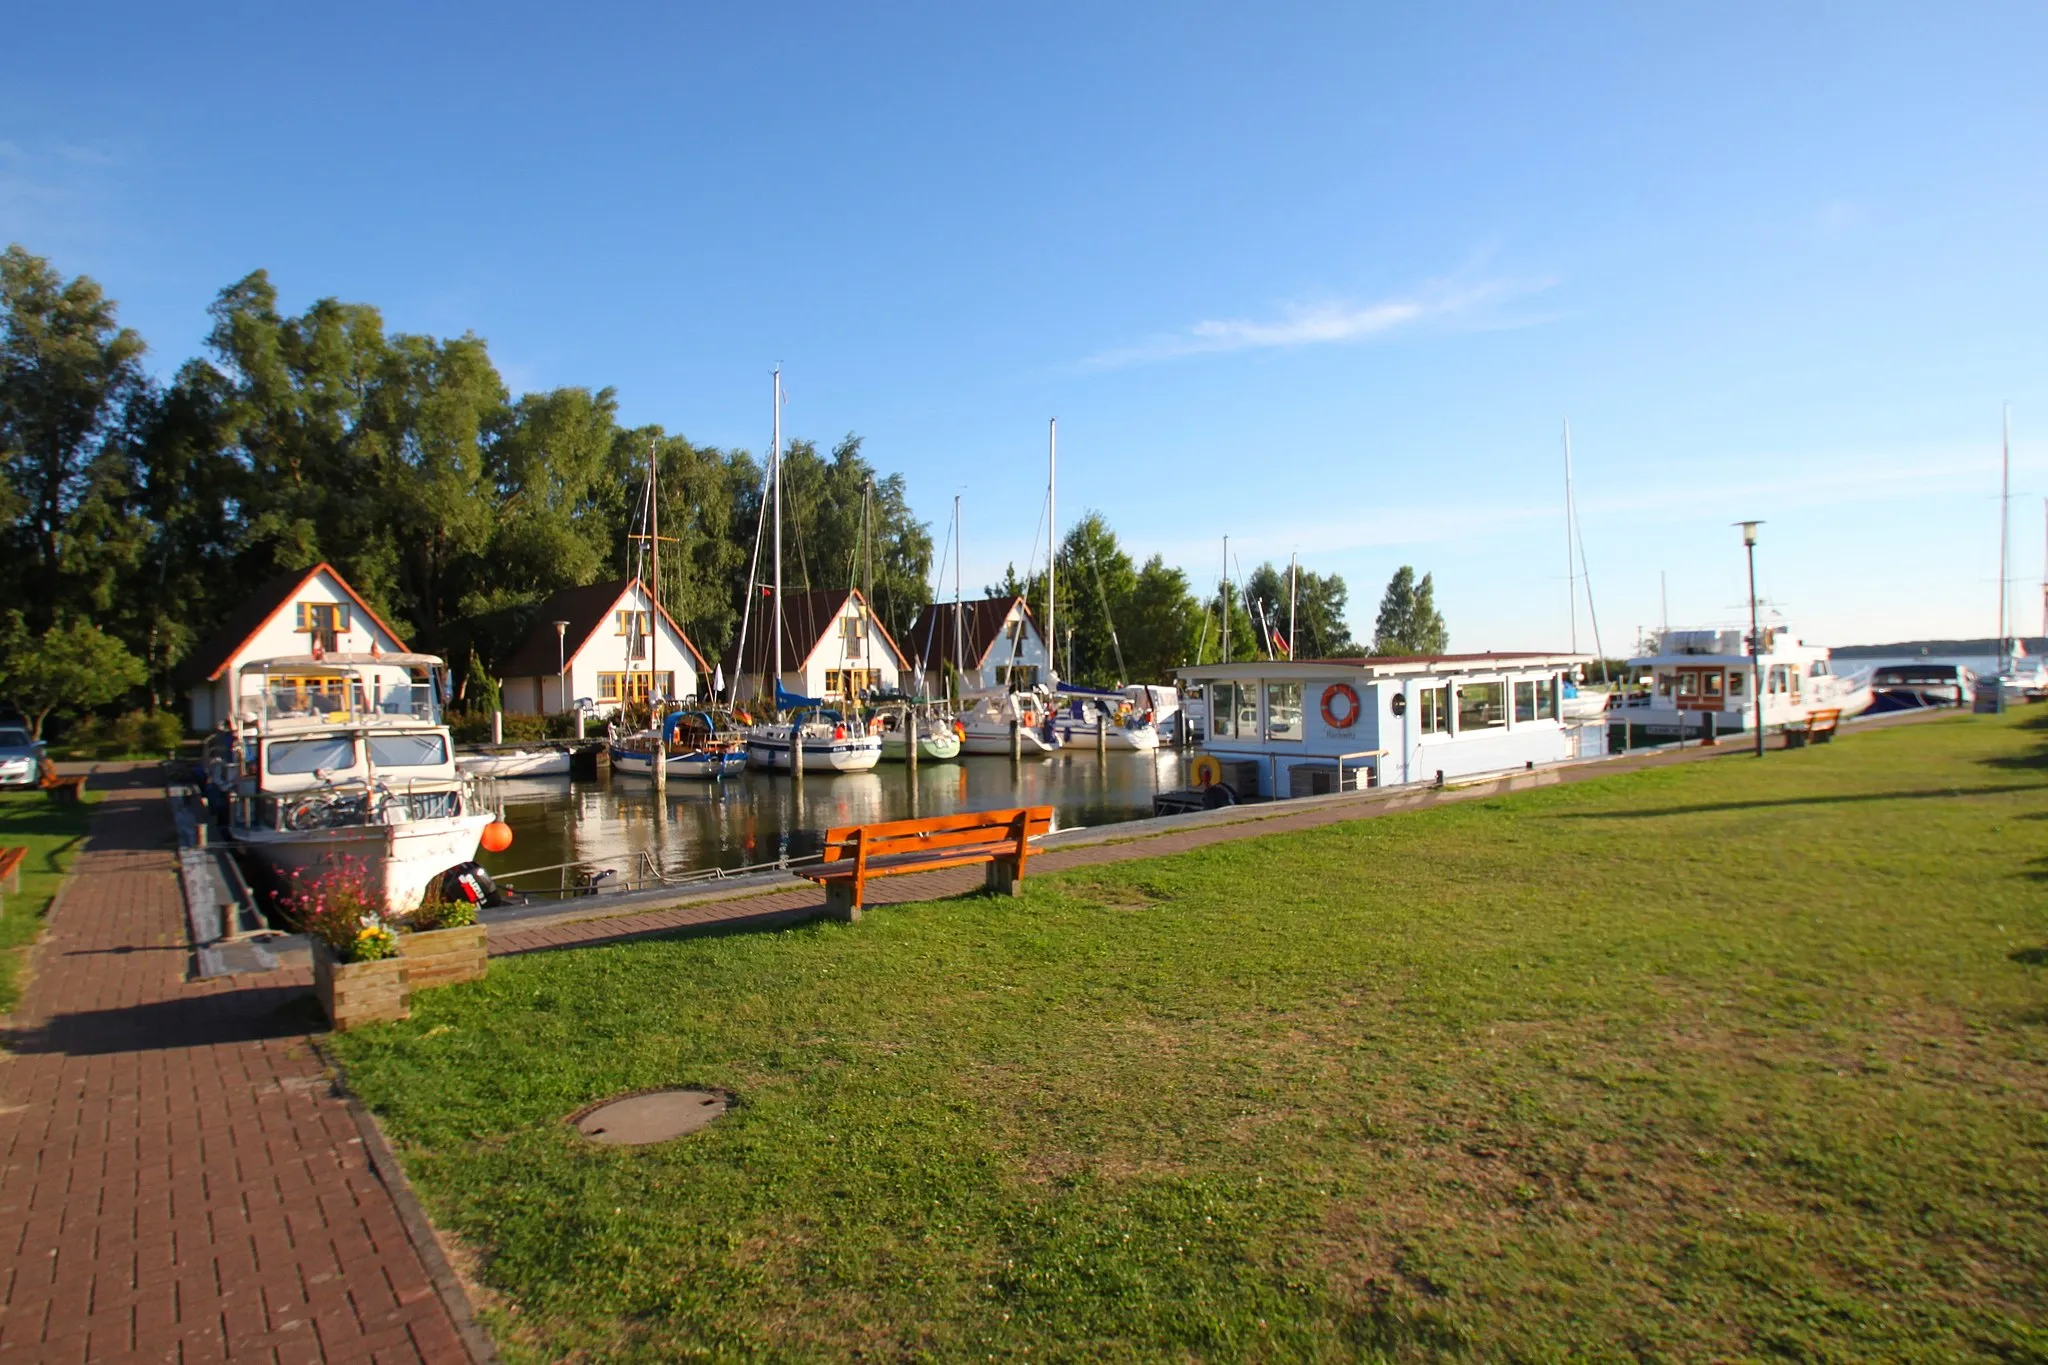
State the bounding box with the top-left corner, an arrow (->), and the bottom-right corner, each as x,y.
905,596 -> 1038,672
181,563 -> 407,684
499,578 -> 709,678
721,588 -> 906,679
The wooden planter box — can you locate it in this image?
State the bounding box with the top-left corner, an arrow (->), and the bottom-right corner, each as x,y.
399,922 -> 488,990
312,941 -> 411,1030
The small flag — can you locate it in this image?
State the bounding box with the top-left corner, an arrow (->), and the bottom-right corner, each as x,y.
1270,625 -> 1291,659
713,664 -> 726,694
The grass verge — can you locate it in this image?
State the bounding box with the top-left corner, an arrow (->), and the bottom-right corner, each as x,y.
330,711 -> 2048,1362
0,787 -> 95,1015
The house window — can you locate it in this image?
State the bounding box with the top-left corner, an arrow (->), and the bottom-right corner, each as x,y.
598,671 -> 672,703
616,610 -> 652,660
299,602 -> 345,653
1514,680 -> 1538,723
1417,684 -> 1451,735
598,673 -> 622,702
999,664 -> 1039,688
1457,681 -> 1506,732
1264,681 -> 1303,742
826,669 -> 880,699
840,612 -> 865,660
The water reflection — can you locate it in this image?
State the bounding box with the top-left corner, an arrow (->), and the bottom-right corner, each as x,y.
480,751 -> 1185,895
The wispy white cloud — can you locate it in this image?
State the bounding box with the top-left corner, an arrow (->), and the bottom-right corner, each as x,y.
1082,274 -> 1555,369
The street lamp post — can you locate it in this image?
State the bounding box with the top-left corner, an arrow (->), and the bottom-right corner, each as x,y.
552,620 -> 570,718
1736,522 -> 1765,757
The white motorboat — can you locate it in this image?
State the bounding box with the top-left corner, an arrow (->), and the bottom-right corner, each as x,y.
957,687 -> 1061,756
210,653 -> 497,913
746,714 -> 884,772
1051,685 -> 1159,751
876,701 -> 963,762
456,748 -> 572,778
1615,627 -> 1871,736
1560,679 -> 1611,721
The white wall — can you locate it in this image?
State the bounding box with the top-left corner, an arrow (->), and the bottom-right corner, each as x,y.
513,585 -> 701,717
972,604 -> 1051,689
189,571 -> 406,732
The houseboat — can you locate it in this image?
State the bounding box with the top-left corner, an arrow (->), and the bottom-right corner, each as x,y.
1615,627 -> 1871,736
208,652 -> 498,913
1176,653 -> 1591,797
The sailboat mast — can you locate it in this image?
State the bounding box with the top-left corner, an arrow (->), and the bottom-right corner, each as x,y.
1220,534 -> 1230,662
772,367 -> 784,700
1289,552 -> 1298,659
1563,419 -> 1578,655
648,440 -> 660,710
2001,404 -> 2011,673
953,494 -> 964,677
1047,418 -> 1057,686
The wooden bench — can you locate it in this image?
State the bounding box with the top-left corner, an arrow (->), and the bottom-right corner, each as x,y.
1784,707 -> 1843,749
799,806 -> 1055,922
0,846 -> 24,898
39,772 -> 88,803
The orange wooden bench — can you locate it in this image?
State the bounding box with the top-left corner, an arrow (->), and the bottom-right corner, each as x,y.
0,846 -> 24,898
39,771 -> 87,803
799,806 -> 1055,922
1784,707 -> 1843,749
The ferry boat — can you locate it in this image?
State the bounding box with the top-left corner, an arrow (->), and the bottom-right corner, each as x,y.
957,686 -> 1062,756
207,653 -> 497,913
1052,683 -> 1159,751
610,709 -> 749,779
1616,627 -> 1870,736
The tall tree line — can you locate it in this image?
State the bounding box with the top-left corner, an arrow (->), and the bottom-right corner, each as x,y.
0,245 -> 934,707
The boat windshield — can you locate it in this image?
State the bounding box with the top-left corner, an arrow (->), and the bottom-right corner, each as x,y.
267,735 -> 357,774
366,733 -> 449,767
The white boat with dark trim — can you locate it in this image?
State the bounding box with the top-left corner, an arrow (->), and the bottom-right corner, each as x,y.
957,687 -> 1062,756
745,709 -> 884,772
208,653 -> 497,913
1615,627 -> 1871,736
1051,683 -> 1159,751
609,709 -> 750,780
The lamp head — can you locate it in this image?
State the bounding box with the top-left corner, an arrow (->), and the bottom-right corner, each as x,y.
1735,519 -> 1762,547
553,619 -> 570,635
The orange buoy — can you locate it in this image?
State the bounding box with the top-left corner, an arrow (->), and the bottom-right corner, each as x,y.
480,820 -> 514,853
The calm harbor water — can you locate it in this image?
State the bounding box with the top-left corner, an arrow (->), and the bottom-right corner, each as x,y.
477,750 -> 1188,897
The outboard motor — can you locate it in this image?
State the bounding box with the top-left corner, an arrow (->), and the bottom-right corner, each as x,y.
438,860 -> 512,908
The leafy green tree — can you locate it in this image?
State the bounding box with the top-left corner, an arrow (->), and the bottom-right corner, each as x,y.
0,613 -> 148,737
1372,565 -> 1449,655
1243,561 -> 1359,658
0,245 -> 148,630
1121,556 -> 1202,682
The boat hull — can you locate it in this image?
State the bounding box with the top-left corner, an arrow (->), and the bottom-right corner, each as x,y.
608,744 -> 748,780
237,814 -> 495,914
959,726 -> 1061,756
880,730 -> 962,762
456,749 -> 571,778
1049,720 -> 1158,751
745,733 -> 885,773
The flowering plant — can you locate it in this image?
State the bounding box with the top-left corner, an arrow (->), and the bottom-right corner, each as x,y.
407,884 -> 477,932
284,858 -> 399,963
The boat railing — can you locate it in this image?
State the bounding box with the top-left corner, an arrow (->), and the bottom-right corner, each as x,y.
235,773 -> 477,833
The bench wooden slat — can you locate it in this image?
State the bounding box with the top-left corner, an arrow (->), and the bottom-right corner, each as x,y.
0,846 -> 24,896
798,806 -> 1054,921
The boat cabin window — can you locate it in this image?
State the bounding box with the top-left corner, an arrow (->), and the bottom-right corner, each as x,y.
1728,670 -> 1746,696
1810,660 -> 1831,677
267,735 -> 357,775
1675,672 -> 1699,699
1457,682 -> 1506,731
1656,671 -> 1676,698
1417,683 -> 1450,735
1536,677 -> 1558,719
367,733 -> 448,767
1514,680 -> 1538,723
1264,681 -> 1303,742
261,675 -> 365,723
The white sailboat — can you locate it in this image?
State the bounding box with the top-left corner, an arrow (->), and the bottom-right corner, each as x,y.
743,368 -> 883,774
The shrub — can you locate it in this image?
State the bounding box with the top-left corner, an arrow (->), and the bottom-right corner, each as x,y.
283,859 -> 398,962
408,885 -> 478,932
109,709 -> 183,755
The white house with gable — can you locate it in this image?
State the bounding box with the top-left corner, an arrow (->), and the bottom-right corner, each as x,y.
905,595 -> 1052,690
497,578 -> 709,717
722,588 -> 906,705
182,563 -> 409,733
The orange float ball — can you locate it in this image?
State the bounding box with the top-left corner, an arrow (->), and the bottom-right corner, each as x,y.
479,820 -> 514,854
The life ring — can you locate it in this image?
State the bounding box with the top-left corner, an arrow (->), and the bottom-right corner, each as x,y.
1321,682 -> 1361,730
868,716 -> 885,736
1190,753 -> 1224,787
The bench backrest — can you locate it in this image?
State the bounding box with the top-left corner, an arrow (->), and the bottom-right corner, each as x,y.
819,806 -> 1055,863
1810,708 -> 1841,724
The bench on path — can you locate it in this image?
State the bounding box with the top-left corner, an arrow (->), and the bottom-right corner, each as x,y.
798,806 -> 1055,922
39,773 -> 88,803
1784,708 -> 1843,749
0,845 -> 24,899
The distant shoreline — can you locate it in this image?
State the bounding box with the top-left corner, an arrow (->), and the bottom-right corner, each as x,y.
1833,637 -> 2045,659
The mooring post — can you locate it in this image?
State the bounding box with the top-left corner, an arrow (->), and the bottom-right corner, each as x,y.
491,710 -> 503,745
791,722 -> 805,785
904,704 -> 918,776
1009,718 -> 1021,764
652,740 -> 667,791
1096,711 -> 1107,756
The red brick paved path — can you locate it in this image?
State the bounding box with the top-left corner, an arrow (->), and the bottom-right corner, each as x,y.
0,776 -> 471,1364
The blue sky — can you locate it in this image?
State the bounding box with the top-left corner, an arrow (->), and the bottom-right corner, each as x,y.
6,3 -> 2045,652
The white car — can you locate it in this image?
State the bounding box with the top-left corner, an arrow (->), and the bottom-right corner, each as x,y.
0,725 -> 44,788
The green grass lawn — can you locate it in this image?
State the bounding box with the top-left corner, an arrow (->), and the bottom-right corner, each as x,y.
330,712 -> 2048,1363
0,788 -> 95,1014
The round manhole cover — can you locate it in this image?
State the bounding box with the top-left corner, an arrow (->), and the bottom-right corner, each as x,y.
571,1089 -> 731,1145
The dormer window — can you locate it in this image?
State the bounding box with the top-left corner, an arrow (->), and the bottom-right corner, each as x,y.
298,603 -> 344,653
